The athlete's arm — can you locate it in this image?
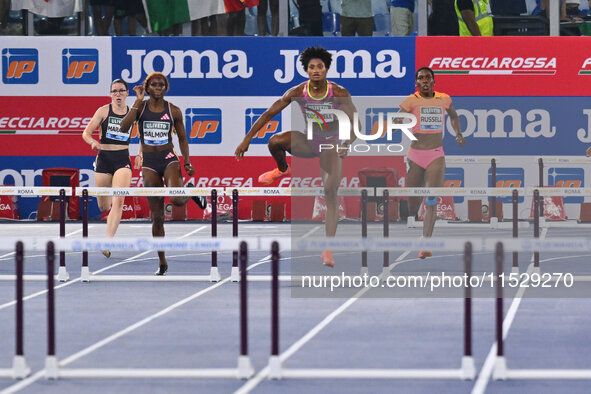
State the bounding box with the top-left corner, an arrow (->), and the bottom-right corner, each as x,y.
120,85 -> 145,136
234,87 -> 296,160
457,0 -> 481,36
334,85 -> 358,147
447,104 -> 465,146
82,105 -> 108,151
171,103 -> 194,176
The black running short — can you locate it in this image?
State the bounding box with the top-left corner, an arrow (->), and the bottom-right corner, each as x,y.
95,149 -> 131,175
142,150 -> 179,178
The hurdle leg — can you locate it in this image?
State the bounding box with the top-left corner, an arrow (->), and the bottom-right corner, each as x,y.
381,190 -> 390,278
532,189 -> 541,275
360,190 -> 368,276
237,242 -> 254,379
209,189 -> 220,282
45,241 -> 59,379
231,189 -> 240,282
81,189 -> 90,282
268,241 -> 282,379
461,242 -> 475,380
13,241 -> 30,379
493,242 -> 508,380
57,189 -> 69,282
511,190 -> 519,274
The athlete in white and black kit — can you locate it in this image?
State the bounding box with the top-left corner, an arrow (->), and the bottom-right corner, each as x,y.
82,79 -> 140,258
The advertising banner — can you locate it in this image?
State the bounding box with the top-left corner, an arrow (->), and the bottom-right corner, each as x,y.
111,36 -> 415,97
416,36 -> 591,96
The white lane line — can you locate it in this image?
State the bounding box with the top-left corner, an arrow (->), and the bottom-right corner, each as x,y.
0,253 -> 272,394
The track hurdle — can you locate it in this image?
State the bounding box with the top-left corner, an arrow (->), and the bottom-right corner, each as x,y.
0,241 -> 31,379
267,239 -> 476,380
78,187 -> 222,282
44,239 -> 255,380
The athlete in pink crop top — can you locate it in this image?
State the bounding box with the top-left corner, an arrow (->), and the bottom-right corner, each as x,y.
398,67 -> 465,259
235,46 -> 358,268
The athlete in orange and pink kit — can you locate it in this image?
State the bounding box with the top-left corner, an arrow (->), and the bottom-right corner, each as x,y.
398,67 -> 465,259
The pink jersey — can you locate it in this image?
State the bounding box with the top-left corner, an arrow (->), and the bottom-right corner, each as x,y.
399,91 -> 452,134
299,81 -> 341,126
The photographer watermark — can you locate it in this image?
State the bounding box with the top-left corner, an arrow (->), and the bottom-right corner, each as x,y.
306,108 -> 417,153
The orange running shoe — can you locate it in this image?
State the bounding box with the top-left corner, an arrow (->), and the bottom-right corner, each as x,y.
321,250 -> 334,267
418,250 -> 432,259
258,166 -> 291,185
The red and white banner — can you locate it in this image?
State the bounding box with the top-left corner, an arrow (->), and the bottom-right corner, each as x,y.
416,36 -> 591,96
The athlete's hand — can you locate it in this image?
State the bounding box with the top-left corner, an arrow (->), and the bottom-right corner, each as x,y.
184,162 -> 195,176
456,134 -> 466,146
90,140 -> 101,151
235,140 -> 250,161
133,155 -> 142,170
586,146 -> 591,157
338,143 -> 350,159
133,85 -> 145,101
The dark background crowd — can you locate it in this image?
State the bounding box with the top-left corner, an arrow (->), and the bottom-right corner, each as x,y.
1,0 -> 590,37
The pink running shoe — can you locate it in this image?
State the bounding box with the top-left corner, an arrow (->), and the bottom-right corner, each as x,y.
258,166 -> 291,185
321,250 -> 334,267
418,250 -> 432,259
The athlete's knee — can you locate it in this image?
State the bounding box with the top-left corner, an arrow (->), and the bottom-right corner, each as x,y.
169,196 -> 187,206
151,212 -> 165,228
323,187 -> 338,200
110,196 -> 124,210
268,134 -> 285,151
97,199 -> 111,213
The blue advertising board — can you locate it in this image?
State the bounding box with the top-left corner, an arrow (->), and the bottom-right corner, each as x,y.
111,37 -> 415,97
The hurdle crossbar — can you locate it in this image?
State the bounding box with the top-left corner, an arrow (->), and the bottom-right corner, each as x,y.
44,241 -> 254,380
267,241 -> 476,381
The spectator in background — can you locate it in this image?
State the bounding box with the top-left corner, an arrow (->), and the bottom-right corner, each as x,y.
114,0 -> 147,36
0,0 -> 9,34
490,0 -> 526,15
390,0 -> 415,36
428,0 -> 459,35
222,0 -> 258,36
454,0 -> 493,35
297,0 -> 323,35
566,0 -> 581,16
192,15 -> 218,36
258,0 -> 279,36
340,0 -> 373,36
91,0 -> 114,36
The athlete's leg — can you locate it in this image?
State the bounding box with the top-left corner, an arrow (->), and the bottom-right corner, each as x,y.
163,162 -> 189,206
318,147 -> 342,267
143,168 -> 167,270
105,168 -> 132,238
319,148 -> 341,237
269,130 -> 316,171
406,160 -> 425,218
259,131 -> 317,184
422,156 -> 445,238
95,172 -> 113,213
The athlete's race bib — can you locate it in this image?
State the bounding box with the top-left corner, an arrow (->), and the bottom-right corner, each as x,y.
305,103 -> 335,123
419,107 -> 443,131
142,121 -> 170,146
105,116 -> 129,141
